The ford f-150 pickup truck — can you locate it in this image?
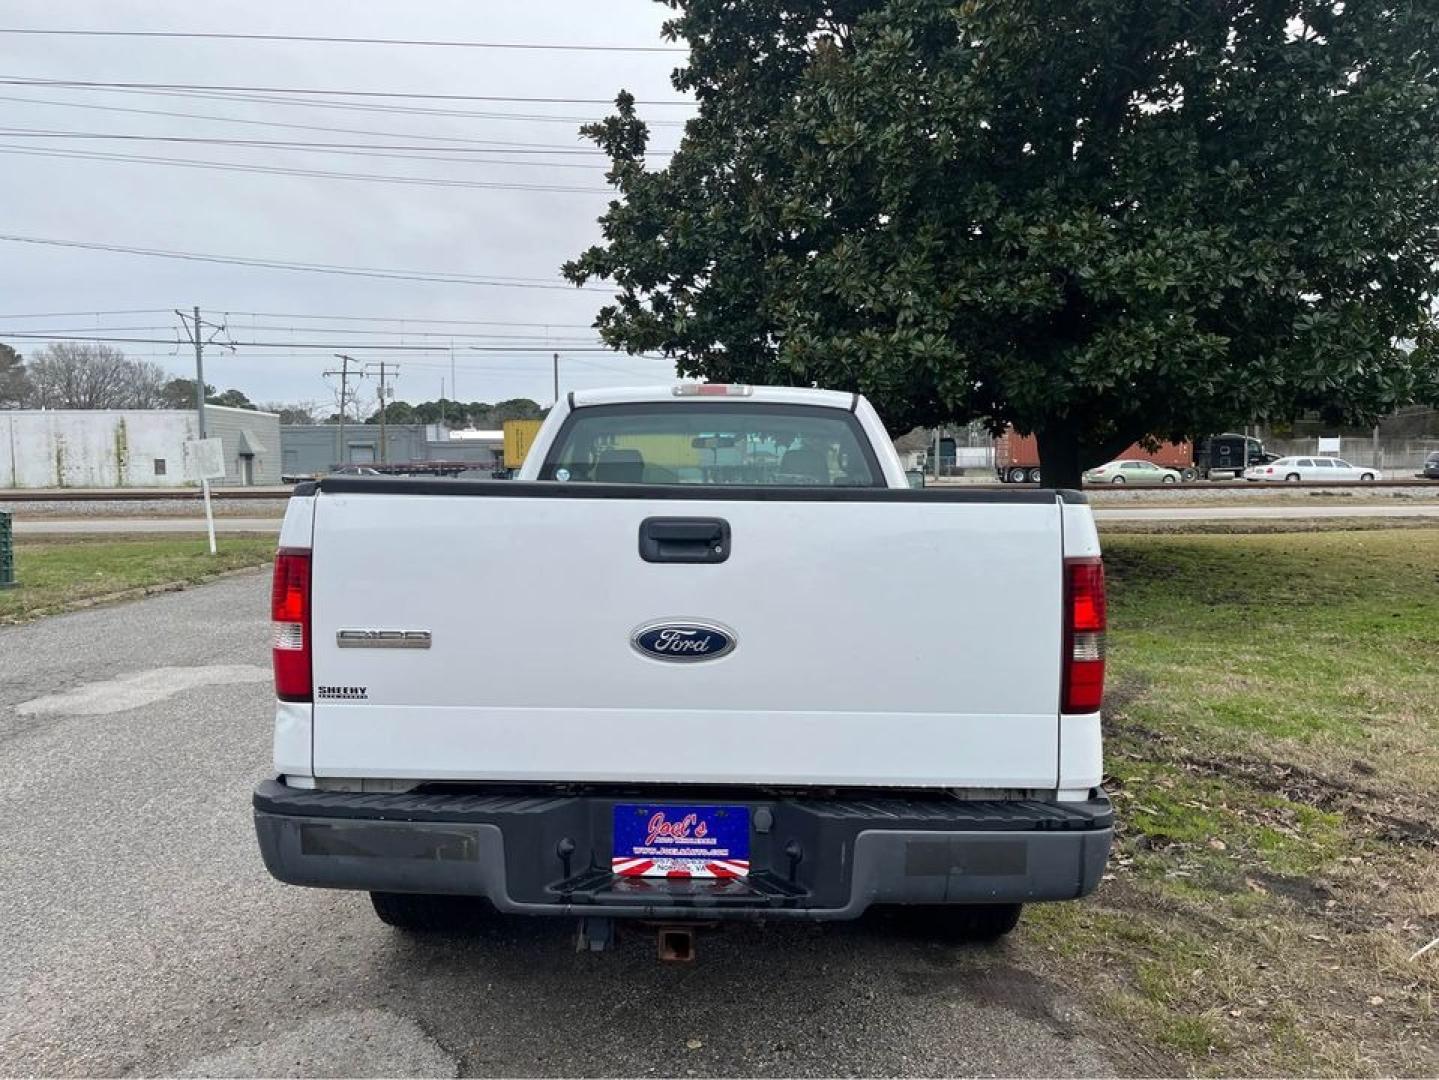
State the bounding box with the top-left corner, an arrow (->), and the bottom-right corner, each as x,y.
254,383 -> 1112,943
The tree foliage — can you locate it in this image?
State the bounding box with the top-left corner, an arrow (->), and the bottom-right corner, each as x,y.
0,343 -> 29,408
26,343 -> 170,410
207,388 -> 257,411
159,377 -> 212,410
366,397 -> 546,428
566,0 -> 1439,484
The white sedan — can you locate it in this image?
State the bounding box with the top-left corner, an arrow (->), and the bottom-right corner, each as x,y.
1084,459 -> 1182,485
1245,456 -> 1378,482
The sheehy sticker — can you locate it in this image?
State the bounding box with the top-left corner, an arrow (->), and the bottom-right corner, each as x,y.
555,468 -> 571,482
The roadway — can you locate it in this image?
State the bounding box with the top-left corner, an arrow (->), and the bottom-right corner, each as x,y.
12,501 -> 1439,535
0,575 -> 1112,1077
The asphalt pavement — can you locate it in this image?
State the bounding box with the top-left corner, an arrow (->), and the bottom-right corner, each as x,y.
0,575 -> 1113,1078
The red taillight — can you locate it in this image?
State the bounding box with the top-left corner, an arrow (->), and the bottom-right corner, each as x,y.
1062,557 -> 1106,714
271,547 -> 312,702
1266,467 -> 1274,474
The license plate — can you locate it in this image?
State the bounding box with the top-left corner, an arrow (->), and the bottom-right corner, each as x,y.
611,804 -> 750,879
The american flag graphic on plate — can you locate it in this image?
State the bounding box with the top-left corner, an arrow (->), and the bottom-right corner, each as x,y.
611,804 -> 750,878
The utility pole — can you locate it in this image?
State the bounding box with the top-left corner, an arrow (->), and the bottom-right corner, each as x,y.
324,354 -> 361,469
176,306 -> 232,555
553,352 -> 560,406
190,305 -> 206,439
367,361 -> 397,464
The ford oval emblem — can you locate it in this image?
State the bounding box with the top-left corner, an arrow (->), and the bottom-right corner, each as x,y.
631,619 -> 737,663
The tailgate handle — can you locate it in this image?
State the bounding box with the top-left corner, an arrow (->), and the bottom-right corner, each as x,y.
639,517 -> 731,564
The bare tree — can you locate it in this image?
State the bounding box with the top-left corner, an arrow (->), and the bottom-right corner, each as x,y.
261,400 -> 322,425
25,344 -> 171,409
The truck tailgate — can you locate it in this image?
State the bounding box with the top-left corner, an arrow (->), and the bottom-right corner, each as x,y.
309,487 -> 1066,788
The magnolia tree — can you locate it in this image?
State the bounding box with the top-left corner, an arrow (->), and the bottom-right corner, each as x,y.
566,0 -> 1439,485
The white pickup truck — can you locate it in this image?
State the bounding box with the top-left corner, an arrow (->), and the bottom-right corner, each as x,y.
254,384 -> 1112,944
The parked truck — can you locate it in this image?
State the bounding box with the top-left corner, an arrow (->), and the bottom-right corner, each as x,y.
255,384 -> 1113,947
994,427 -> 1270,482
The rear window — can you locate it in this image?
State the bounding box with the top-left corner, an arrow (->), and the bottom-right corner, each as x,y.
539,402 -> 882,487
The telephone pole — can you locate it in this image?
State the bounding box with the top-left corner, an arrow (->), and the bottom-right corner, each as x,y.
366,361 -> 398,464
324,354 -> 362,469
175,306 -> 232,555
190,305 -> 206,438
553,352 -> 560,406
175,305 -> 225,438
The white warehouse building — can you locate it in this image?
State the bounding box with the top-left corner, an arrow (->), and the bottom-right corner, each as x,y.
0,405 -> 281,489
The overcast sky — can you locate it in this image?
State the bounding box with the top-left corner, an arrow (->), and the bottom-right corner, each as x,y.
0,0 -> 689,412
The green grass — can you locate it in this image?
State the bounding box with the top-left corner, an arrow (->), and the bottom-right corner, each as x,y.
0,537 -> 275,622
1021,529 -> 1439,1077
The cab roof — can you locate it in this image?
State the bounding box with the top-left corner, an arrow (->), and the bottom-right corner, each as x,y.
569,384 -> 858,411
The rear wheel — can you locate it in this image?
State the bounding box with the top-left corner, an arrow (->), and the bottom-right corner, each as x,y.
1182,467 -> 1198,482
901,903 -> 1024,942
1162,474 -> 1177,484
1007,467 -> 1028,484
370,892 -> 493,932
1361,472 -> 1376,482
1026,468 -> 1042,484
1111,475 -> 1126,484
1286,472 -> 1301,482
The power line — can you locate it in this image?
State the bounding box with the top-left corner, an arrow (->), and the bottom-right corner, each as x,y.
0,307 -> 172,319
0,77 -> 694,107
0,96 -> 674,154
7,326 -> 606,344
0,334 -> 633,352
0,307 -> 600,328
0,127 -> 645,158
0,129 -> 623,169
221,310 -> 598,328
0,82 -> 690,126
0,235 -> 609,291
0,28 -> 686,53
0,144 -> 616,191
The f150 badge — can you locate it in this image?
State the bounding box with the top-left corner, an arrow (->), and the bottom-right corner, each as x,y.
631,620 -> 736,663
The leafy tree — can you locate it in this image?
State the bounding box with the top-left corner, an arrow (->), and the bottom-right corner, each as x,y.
366,399 -> 416,425
488,398 -> 545,424
207,388 -> 257,410
26,343 -> 169,410
566,0 -> 1439,485
0,343 -> 29,408
159,377 -> 212,410
364,398 -> 545,427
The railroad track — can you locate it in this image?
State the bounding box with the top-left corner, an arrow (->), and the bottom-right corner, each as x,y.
0,488 -> 292,502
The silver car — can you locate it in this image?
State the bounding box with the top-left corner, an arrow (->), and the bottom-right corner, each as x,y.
1084,459 -> 1182,485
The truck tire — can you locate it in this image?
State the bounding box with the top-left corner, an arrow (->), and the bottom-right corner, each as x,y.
1182,468 -> 1198,482
1007,467 -> 1028,484
899,902 -> 1024,942
369,891 -> 492,931
1026,468 -> 1042,484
